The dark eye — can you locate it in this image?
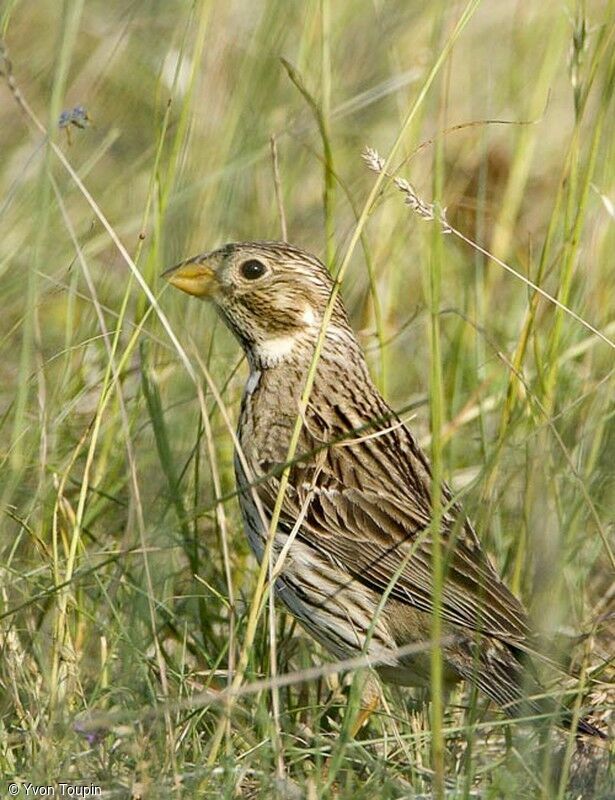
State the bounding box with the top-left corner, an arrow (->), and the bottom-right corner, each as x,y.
240,259 -> 267,280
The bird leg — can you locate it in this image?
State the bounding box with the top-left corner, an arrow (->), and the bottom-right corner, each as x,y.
349,670 -> 381,736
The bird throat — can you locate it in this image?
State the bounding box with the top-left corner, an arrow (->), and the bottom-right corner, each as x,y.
253,333 -> 297,367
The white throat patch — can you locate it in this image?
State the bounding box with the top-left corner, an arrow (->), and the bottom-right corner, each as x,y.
255,334 -> 296,366
302,305 -> 316,326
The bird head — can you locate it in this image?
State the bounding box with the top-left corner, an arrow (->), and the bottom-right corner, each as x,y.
164,241 -> 353,368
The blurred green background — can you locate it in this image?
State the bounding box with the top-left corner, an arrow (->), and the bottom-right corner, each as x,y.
0,0 -> 613,796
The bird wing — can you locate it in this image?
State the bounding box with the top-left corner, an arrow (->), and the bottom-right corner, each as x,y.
245,400 -> 606,737
255,403 -> 531,645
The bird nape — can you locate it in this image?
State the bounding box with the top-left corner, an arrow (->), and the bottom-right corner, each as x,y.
165,240 -> 605,740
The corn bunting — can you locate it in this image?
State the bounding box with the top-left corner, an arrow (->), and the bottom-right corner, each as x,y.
165,240 -> 603,738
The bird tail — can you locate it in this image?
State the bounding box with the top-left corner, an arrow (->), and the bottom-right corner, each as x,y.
498,682 -> 606,739
562,710 -> 607,740
455,638 -> 607,739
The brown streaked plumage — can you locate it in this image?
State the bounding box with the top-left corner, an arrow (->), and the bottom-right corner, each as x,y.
165,240 -> 604,738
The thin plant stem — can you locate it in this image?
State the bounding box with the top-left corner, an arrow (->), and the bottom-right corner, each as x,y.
270,134 -> 288,241
426,33 -> 447,797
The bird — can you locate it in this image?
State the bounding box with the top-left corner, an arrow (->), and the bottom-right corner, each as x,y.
164,240 -> 604,739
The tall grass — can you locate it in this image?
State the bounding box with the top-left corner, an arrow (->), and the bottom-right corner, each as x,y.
0,1 -> 613,797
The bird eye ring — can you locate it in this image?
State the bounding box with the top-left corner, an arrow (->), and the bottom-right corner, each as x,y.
240,259 -> 267,280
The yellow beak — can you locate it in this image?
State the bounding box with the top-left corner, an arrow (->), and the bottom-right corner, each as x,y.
163,260 -> 217,298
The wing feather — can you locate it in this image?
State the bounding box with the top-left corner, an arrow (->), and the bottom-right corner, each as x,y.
252,402 -> 531,645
